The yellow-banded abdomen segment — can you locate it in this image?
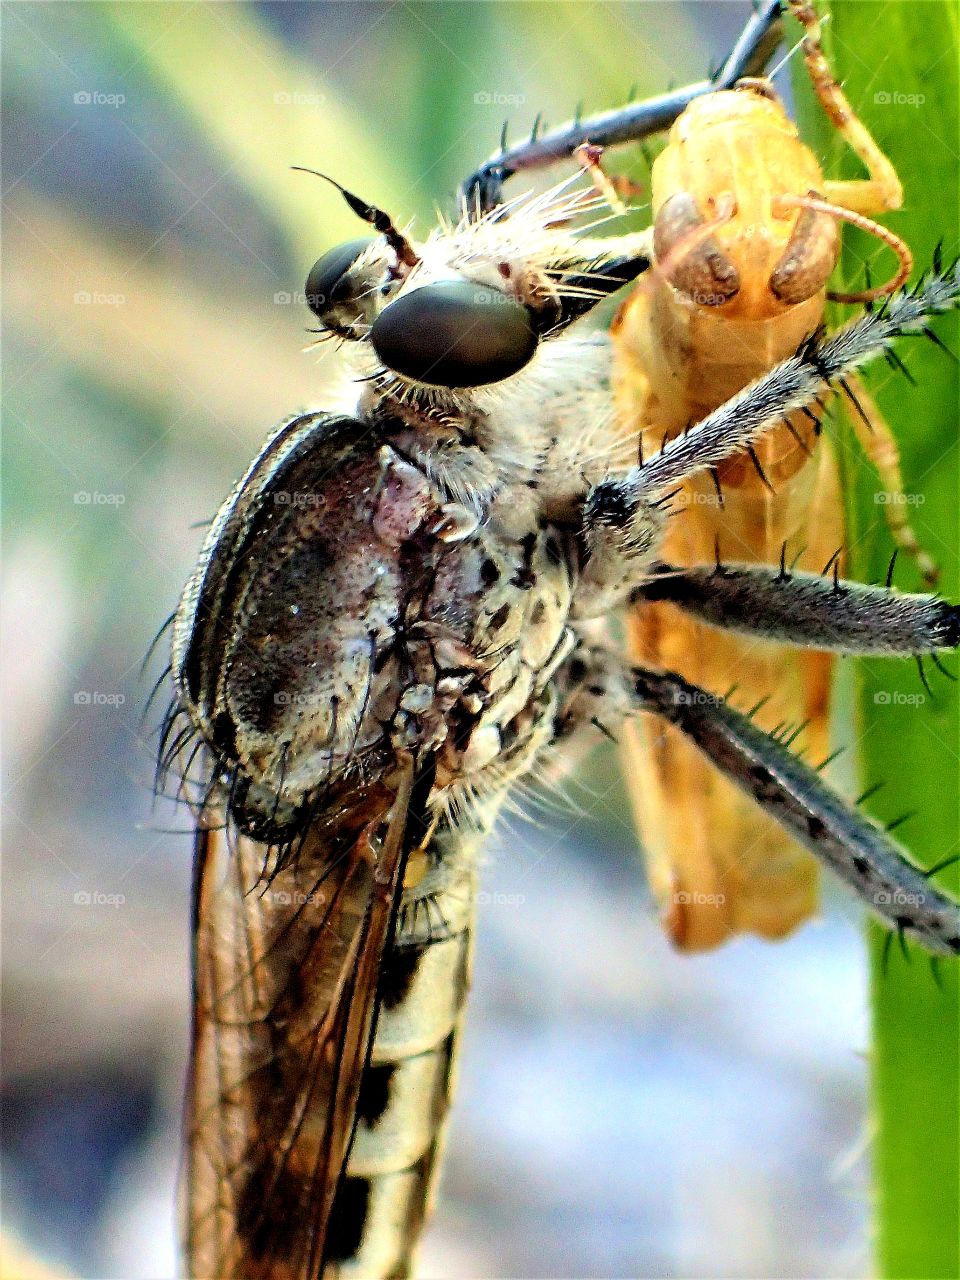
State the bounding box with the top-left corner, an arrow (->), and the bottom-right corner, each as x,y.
324,854 -> 476,1279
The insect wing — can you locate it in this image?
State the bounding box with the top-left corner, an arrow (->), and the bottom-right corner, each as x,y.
184,762 -> 416,1280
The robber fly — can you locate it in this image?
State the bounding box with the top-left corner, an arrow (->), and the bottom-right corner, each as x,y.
160,8 -> 960,1277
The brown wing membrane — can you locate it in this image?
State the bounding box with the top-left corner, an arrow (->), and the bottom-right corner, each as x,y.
183,758 -> 417,1280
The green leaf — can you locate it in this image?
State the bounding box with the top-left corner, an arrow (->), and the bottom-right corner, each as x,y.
793,4 -> 959,1275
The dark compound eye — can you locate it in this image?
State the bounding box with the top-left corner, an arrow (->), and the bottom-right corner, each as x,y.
369,280 -> 538,388
305,237 -> 375,333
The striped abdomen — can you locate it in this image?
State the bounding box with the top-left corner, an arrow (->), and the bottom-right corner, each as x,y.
325,842 -> 476,1279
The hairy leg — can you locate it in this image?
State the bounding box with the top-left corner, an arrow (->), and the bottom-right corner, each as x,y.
556,647 -> 960,954
633,560 -> 958,656
576,263 -> 960,614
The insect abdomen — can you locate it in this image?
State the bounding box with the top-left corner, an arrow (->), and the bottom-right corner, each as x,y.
326,855 -> 476,1278
611,86 -> 845,950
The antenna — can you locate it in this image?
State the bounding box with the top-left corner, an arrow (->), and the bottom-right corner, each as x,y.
291,167 -> 419,268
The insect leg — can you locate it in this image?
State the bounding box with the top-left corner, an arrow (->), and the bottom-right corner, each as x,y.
459,0 -> 783,213
556,648 -> 960,955
583,266 -> 960,538
842,371 -> 939,585
633,562 -> 958,657
788,0 -> 902,214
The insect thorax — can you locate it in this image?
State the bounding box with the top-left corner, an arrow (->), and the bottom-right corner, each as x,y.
173,403 -> 585,844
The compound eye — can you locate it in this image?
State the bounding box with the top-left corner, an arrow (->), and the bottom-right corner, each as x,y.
305,237 -> 375,334
369,281 -> 538,387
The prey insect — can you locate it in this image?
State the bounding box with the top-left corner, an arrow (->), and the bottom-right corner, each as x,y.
465,0 -> 945,951
616,0 -> 942,951
159,15 -> 960,1280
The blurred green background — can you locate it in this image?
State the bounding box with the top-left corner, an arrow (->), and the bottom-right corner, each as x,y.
1,3 -> 955,1278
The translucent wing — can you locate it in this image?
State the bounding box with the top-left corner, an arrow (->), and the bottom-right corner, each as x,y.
183,759 -> 417,1280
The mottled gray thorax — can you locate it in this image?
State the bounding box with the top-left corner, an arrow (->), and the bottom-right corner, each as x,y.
173,410 -> 580,840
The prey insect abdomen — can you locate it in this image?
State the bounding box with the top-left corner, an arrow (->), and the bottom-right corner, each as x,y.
611,80 -> 853,949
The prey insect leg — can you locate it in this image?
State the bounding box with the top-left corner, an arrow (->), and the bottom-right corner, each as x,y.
789,0 -> 902,215
556,649 -> 960,955
841,371 -> 940,585
633,562 -> 958,658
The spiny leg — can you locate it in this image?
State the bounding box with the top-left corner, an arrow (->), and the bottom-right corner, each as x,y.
580,263 -> 960,568
556,649 -> 960,955
841,371 -> 939,585
633,561 -> 958,657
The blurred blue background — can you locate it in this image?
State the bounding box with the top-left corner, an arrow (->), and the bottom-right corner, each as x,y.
3,4 -> 872,1276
